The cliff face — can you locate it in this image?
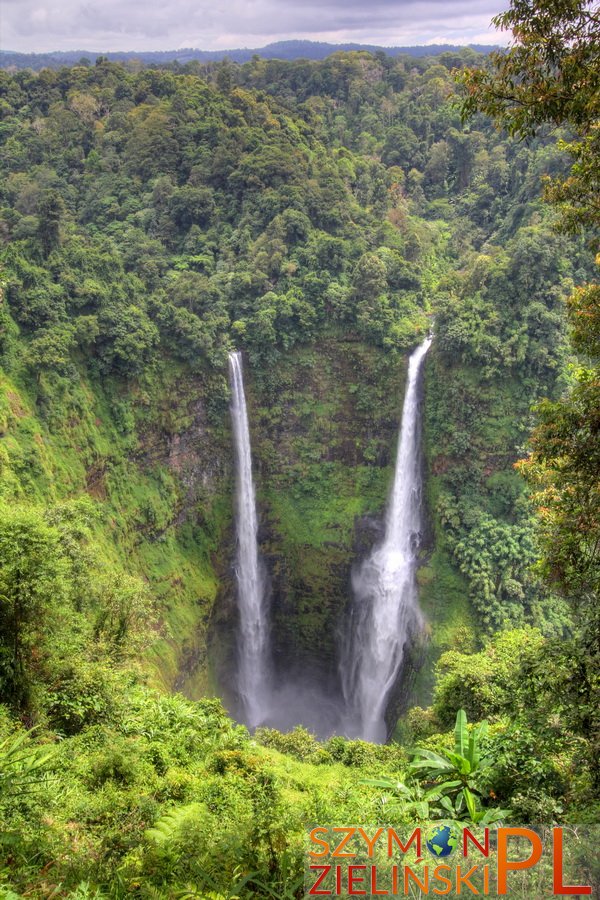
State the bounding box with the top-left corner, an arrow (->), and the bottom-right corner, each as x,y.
255,337 -> 406,676
130,366 -> 233,696
209,336 -> 409,712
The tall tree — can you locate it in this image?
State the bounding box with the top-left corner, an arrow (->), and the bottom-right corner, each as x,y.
37,189 -> 64,257
461,0 -> 600,777
461,0 -> 600,234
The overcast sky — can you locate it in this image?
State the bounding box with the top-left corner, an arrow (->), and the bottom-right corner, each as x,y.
2,0 -> 510,54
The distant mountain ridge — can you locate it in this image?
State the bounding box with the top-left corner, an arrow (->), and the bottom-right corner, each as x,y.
0,39 -> 499,70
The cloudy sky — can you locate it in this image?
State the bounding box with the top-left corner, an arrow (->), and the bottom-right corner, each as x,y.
2,0 -> 510,53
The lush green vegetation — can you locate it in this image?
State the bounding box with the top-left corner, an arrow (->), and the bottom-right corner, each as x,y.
0,3 -> 599,892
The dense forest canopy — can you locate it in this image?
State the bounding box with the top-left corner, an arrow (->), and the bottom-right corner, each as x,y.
0,3 -> 598,893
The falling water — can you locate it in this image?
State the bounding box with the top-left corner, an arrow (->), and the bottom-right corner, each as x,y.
341,336 -> 432,742
228,351 -> 271,728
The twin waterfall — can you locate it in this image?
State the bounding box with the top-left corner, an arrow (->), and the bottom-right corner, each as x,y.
341,337 -> 432,742
228,338 -> 431,739
228,351 -> 271,729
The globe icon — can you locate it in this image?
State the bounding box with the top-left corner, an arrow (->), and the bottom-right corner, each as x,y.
425,824 -> 459,858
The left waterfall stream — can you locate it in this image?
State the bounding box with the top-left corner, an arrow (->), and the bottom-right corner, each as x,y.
227,352 -> 345,738
228,350 -> 272,728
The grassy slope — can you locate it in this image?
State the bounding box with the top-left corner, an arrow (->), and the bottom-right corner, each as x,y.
0,347 -> 231,695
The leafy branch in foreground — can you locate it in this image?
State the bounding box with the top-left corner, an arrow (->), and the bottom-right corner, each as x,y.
460,0 -> 600,138
0,727 -> 56,855
460,0 -> 600,238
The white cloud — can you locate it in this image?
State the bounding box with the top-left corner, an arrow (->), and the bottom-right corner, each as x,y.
2,0 -> 510,53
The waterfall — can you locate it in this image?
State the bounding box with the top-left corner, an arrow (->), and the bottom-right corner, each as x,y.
228,351 -> 271,728
341,336 -> 432,742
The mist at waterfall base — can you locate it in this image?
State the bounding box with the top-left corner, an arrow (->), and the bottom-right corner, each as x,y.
226,341 -> 431,741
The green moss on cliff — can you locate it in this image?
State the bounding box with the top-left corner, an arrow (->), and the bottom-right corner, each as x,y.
244,335 -> 410,669
0,350 -> 232,692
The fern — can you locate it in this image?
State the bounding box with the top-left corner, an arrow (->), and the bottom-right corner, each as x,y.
65,884 -> 108,900
145,803 -> 207,847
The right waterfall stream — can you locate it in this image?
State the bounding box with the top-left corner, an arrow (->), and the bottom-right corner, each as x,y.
341,336 -> 432,742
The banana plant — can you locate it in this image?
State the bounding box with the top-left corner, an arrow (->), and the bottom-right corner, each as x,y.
361,776 -> 448,821
408,709 -> 509,824
362,710 -> 509,824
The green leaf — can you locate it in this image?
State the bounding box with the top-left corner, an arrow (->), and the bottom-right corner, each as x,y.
439,796 -> 455,814
410,749 -> 454,771
360,777 -> 406,793
480,807 -> 511,826
464,787 -> 478,822
467,731 -> 478,768
454,708 -> 468,757
445,750 -> 471,775
423,785 -> 445,801
437,779 -> 462,793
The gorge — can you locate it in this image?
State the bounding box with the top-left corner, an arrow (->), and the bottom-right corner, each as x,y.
227,339 -> 432,740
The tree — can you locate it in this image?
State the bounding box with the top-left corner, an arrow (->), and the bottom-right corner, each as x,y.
351,252 -> 387,301
460,0 -> 600,233
461,1 -> 599,134
0,506 -> 68,708
97,303 -> 159,376
37,189 -> 64,257
93,572 -> 155,658
461,0 -> 600,782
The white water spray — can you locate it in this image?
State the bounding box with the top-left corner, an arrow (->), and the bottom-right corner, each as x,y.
228,351 -> 271,728
341,337 -> 432,742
